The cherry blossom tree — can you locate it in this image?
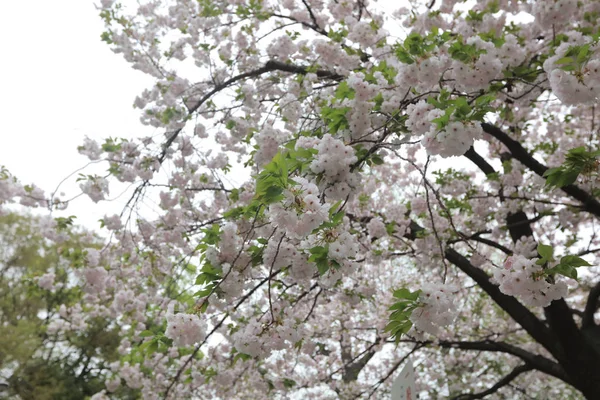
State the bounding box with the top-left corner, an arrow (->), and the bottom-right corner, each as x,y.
4,0 -> 600,398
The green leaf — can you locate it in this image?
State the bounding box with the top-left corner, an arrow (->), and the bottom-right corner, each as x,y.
309,246 -> 328,256
537,243 -> 555,263
264,186 -> 284,203
392,288 -> 421,301
559,255 -> 592,268
555,57 -> 574,65
283,378 -> 296,388
386,287 -> 421,342
315,259 -> 329,275
396,48 -> 415,64
232,351 -> 253,365
193,287 -> 213,298
371,155 -> 384,165
549,264 -> 578,280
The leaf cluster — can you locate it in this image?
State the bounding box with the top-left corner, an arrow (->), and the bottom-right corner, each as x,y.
385,288 -> 421,344
537,243 -> 592,280
543,146 -> 600,189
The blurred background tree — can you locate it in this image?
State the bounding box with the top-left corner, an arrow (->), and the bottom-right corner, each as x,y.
0,212 -> 128,400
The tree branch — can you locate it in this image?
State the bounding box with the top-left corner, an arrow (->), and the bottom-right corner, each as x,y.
300,0 -> 324,33
161,60 -> 342,163
451,364 -> 533,400
469,128 -> 600,397
582,280 -> 600,329
357,344 -> 423,399
543,298 -> 600,398
505,210 -> 534,242
424,339 -> 569,383
449,232 -> 513,255
464,146 -> 496,175
123,60 -> 343,216
343,338 -> 381,382
481,123 -> 600,218
444,248 -> 559,357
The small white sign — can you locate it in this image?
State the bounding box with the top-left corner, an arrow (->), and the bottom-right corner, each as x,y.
391,359 -> 417,400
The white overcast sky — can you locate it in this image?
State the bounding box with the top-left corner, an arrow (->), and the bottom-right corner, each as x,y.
0,1 -> 155,227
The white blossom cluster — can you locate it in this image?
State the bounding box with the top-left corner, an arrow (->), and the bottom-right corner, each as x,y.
267,34 -> 299,62
83,267 -> 108,294
422,120 -> 483,158
532,0 -> 579,29
268,177 -> 330,239
410,283 -> 459,335
232,316 -> 302,358
406,100 -> 483,157
308,134 -> 360,199
255,126 -> 289,167
544,36 -> 600,105
493,255 -> 568,307
405,100 -> 436,136
37,272 -> 56,290
346,72 -> 378,102
367,217 -> 387,239
328,231 -> 359,263
310,134 -> 357,179
260,236 -> 312,285
218,222 -> 243,264
79,176 -> 110,203
165,313 -> 207,347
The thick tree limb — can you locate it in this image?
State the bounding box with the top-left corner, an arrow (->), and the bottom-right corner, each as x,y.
544,299 -> 600,399
582,280 -> 600,329
468,235 -> 513,254
343,341 -> 380,382
451,364 -> 533,400
426,339 -> 569,383
464,146 -> 496,175
481,123 -> 600,218
401,217 -> 558,359
505,210 -> 534,242
463,137 -> 600,394
444,248 -> 559,357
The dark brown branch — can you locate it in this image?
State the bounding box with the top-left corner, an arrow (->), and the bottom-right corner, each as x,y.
300,0 -> 324,33
123,60 -> 343,216
343,338 -> 381,382
448,232 -> 513,255
464,146 -> 496,175
451,364 -> 533,400
582,281 -> 600,329
578,247 -> 600,257
543,299 -> 600,398
303,287 -> 322,322
505,210 -> 534,242
478,128 -> 600,399
469,235 -> 513,254
427,339 -> 569,383
160,60 -> 341,164
481,123 -> 600,218
444,248 -> 559,357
